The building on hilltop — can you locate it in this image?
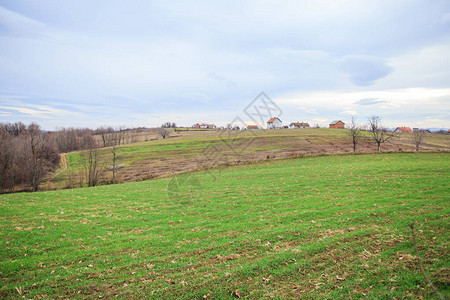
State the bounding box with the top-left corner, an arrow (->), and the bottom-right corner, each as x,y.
329,120 -> 345,129
289,122 -> 310,129
192,123 -> 216,129
267,117 -> 282,129
413,128 -> 431,133
395,126 -> 413,133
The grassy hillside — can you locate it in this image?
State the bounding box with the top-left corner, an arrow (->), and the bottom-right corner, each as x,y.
1,152 -> 449,298
45,128 -> 450,190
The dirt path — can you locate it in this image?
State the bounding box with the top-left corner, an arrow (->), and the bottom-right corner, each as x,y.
49,153 -> 68,180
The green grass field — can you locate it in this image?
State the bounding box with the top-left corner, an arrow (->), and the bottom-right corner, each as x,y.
47,128 -> 450,190
1,152 -> 449,298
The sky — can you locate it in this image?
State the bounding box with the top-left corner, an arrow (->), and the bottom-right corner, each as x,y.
0,0 -> 449,130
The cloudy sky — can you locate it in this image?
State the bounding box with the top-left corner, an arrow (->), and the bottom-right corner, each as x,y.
0,0 -> 449,130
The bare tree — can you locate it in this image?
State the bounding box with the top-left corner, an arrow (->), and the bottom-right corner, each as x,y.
109,130 -> 122,183
96,126 -> 114,147
2,122 -> 27,137
368,116 -> 396,152
111,145 -> 118,183
81,137 -> 103,187
413,130 -> 426,151
28,123 -> 45,192
53,127 -> 80,153
347,115 -> 362,152
118,126 -> 127,145
0,123 -> 59,193
158,127 -> 171,139
0,129 -> 15,192
162,122 -> 176,128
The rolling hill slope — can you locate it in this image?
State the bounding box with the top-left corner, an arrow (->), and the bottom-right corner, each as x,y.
44,128 -> 450,190
1,152 -> 449,298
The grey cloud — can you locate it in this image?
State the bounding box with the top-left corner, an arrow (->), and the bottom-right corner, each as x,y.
0,1 -> 449,129
339,55 -> 393,86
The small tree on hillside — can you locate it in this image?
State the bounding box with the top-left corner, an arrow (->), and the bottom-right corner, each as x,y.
413,130 -> 426,151
368,116 -> 396,152
118,126 -> 127,145
81,137 -> 103,187
347,115 -> 362,152
158,127 -> 171,139
28,123 -> 45,192
109,131 -> 122,183
97,126 -> 114,147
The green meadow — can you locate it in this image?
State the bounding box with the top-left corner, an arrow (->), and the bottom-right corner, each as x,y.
1,152 -> 449,298
48,128 -> 450,189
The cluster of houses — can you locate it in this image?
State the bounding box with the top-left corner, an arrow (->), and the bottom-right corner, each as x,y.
192,119 -> 444,133
192,123 -> 217,129
266,118 -> 345,129
266,117 -> 310,129
192,118 -> 347,130
395,126 -> 432,133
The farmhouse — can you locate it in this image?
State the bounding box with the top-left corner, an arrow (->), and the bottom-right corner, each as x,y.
192,123 -> 216,129
395,126 -> 413,133
413,128 -> 431,133
267,117 -> 283,129
329,120 -> 345,129
289,122 -> 310,129
247,125 -> 259,130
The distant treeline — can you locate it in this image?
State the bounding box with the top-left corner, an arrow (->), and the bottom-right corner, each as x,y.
0,122 -> 60,193
0,122 -> 151,193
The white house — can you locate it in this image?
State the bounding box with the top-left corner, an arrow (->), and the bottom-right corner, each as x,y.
267,117 -> 282,129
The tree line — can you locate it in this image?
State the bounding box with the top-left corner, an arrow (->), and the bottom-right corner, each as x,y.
0,122 -> 60,193
0,123 -> 137,193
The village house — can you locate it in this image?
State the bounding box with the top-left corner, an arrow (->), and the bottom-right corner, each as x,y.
289,122 -> 310,129
329,120 -> 345,129
267,117 -> 282,129
413,128 -> 431,133
192,123 -> 216,129
247,125 -> 259,130
395,126 -> 413,133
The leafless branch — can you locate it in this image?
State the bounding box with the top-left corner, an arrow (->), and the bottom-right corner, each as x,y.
413,130 -> 426,151
347,115 -> 362,152
368,116 -> 396,152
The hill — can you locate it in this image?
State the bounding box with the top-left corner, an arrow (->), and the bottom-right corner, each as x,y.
1,152 -> 449,298
44,128 -> 450,190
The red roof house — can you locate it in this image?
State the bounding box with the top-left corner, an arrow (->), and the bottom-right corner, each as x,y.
329,120 -> 345,129
267,117 -> 282,129
395,127 -> 413,133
